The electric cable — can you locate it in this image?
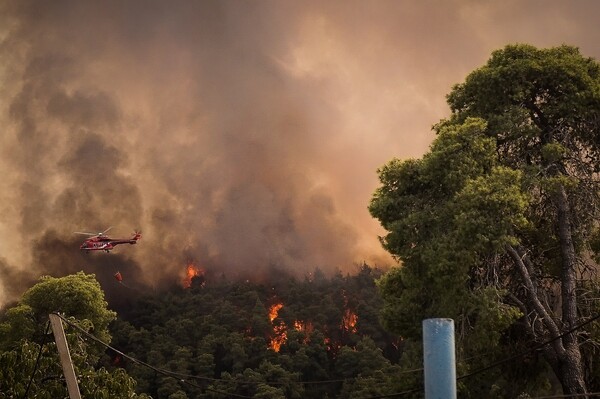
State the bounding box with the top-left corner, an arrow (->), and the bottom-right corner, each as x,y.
457,312 -> 600,381
169,365 -> 424,385
22,321 -> 50,399
55,311 -> 600,399
359,312 -> 600,399
54,313 -> 252,399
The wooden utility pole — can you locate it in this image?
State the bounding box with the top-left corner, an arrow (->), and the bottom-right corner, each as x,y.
49,313 -> 82,399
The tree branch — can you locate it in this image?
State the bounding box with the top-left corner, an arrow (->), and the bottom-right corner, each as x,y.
506,243 -> 565,357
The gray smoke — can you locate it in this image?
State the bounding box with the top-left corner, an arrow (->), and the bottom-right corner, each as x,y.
1,0 -> 600,305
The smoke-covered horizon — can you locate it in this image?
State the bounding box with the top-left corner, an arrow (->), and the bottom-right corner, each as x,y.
1,0 -> 600,305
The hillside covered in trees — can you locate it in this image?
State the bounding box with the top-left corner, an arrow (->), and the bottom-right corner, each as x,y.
3,264 -> 600,399
105,264 -> 410,398
0,267 -> 421,399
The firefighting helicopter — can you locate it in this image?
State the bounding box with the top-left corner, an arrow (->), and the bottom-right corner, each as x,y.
75,227 -> 141,253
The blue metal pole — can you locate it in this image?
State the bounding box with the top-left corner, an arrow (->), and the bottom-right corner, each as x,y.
423,318 -> 456,399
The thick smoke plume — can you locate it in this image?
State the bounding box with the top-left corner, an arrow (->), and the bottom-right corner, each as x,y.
1,0 -> 600,305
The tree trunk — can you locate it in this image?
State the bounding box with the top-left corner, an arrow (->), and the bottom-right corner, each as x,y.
557,345 -> 587,396
554,184 -> 587,396
510,184 -> 588,395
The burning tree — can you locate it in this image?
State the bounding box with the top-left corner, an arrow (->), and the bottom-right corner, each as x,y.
182,261 -> 205,289
268,302 -> 287,352
341,308 -> 358,333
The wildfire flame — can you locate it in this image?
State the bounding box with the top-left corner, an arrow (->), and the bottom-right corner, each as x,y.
268,302 -> 287,352
182,262 -> 205,288
293,320 -> 313,345
268,303 -> 316,351
340,290 -> 358,333
266,293 -> 359,354
293,320 -> 314,334
271,323 -> 287,352
341,308 -> 358,333
269,303 -> 283,322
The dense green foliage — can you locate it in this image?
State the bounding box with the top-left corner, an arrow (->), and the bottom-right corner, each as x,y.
370,44 -> 600,396
0,266 -> 451,398
1,272 -> 116,350
106,265 -> 418,398
0,272 -> 149,398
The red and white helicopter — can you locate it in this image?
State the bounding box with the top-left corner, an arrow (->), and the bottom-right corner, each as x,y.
76,227 -> 141,253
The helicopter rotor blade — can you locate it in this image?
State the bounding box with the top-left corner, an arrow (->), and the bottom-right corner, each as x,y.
101,226 -> 113,235
74,231 -> 98,236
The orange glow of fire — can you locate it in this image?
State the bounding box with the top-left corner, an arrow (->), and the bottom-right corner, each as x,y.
293,320 -> 314,334
340,290 -> 358,333
270,322 -> 288,352
269,303 -> 283,322
182,262 -> 205,288
324,337 -> 342,353
342,309 -> 358,333
292,320 -> 313,344
268,302 -> 287,352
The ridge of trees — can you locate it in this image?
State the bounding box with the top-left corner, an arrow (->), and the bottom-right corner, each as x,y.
0,266 -> 416,399
106,264 -> 413,398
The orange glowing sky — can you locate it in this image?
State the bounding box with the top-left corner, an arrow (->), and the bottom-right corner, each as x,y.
1,1 -> 600,304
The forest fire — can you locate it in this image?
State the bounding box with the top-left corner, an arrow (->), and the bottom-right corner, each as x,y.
293,320 -> 314,334
269,303 -> 283,322
268,304 -> 316,351
267,298 -> 358,352
182,262 -> 205,288
268,302 -> 287,352
293,320 -> 313,345
271,323 -> 287,352
341,308 -> 358,333
340,290 -> 358,333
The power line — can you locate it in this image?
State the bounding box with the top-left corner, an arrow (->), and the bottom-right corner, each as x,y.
54,313 -> 252,399
457,312 -> 600,381
357,312 -> 600,399
172,366 -> 424,386
54,311 -> 600,398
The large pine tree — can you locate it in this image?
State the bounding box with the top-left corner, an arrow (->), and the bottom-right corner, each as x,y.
370,44 -> 600,396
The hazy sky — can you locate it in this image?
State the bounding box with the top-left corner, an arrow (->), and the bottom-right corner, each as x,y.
1,0 -> 599,304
